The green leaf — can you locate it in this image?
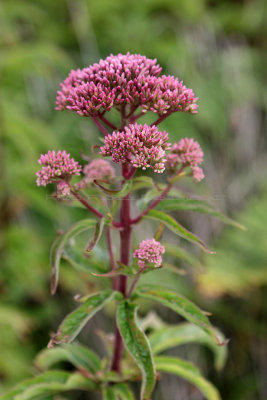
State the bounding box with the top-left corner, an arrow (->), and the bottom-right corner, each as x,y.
112,383 -> 136,400
136,186 -> 184,210
103,387 -> 117,400
144,209 -> 213,253
94,180 -> 132,198
48,290 -> 121,347
156,199 -> 245,230
132,176 -> 161,192
135,286 -> 222,345
86,218 -> 105,252
153,222 -> 165,241
0,371 -> 97,400
50,219 -> 97,295
35,343 -> 101,373
149,323 -> 227,370
163,243 -> 202,269
154,356 -> 221,400
117,301 -> 155,400
62,246 -> 109,275
92,263 -> 138,278
103,383 -> 136,400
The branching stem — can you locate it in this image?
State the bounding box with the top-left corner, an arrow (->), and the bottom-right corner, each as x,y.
91,116 -> 110,136
99,114 -> 117,130
70,189 -> 121,228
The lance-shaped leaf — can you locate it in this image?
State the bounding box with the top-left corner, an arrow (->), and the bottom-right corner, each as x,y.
103,383 -> 135,400
35,343 -> 101,373
156,199 -> 245,230
163,243 -> 202,269
0,371 -> 97,400
135,286 -> 221,345
143,209 -> 213,253
48,290 -> 121,347
63,246 -> 108,275
94,180 -> 132,198
51,218 -> 97,295
149,323 -> 227,370
86,218 -> 105,252
103,388 -> 117,400
91,264 -> 138,278
132,176 -> 162,192
112,383 -> 136,400
117,301 -> 156,400
137,186 -> 184,210
154,222 -> 165,241
154,356 -> 221,400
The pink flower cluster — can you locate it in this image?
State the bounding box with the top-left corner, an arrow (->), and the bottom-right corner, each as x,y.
36,150 -> 82,187
56,181 -> 71,196
166,138 -> 204,182
133,238 -> 165,269
100,123 -> 170,173
83,159 -> 115,181
56,53 -> 198,117
143,75 -> 198,115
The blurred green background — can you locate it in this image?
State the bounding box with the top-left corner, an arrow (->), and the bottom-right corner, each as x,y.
0,0 -> 267,399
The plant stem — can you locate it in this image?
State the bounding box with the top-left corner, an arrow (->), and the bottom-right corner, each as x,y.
99,114 -> 117,130
70,189 -> 121,228
130,168 -> 185,225
106,226 -> 117,290
111,163 -> 132,373
130,182 -> 173,225
150,114 -> 169,127
127,270 -> 142,298
91,116 -> 110,136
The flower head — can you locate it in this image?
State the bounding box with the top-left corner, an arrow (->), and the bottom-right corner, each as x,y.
56,53 -> 198,118
166,138 -> 204,181
143,75 -> 198,116
133,238 -> 165,269
36,150 -> 82,187
100,123 -> 170,173
191,166 -> 205,182
83,159 -> 115,181
56,181 -> 71,196
56,53 -> 161,116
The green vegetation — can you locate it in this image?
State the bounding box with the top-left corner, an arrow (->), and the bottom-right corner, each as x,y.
0,0 -> 266,399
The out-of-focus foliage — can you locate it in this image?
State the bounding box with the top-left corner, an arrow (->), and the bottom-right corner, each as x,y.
0,0 -> 266,399
198,185 -> 267,297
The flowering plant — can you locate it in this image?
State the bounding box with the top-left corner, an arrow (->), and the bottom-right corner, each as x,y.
2,53 -> 244,400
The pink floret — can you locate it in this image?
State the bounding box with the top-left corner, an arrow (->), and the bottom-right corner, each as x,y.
55,53 -> 198,118
191,166 -> 205,182
133,238 -> 165,269
83,159 -> 115,181
36,150 -> 82,187
100,123 -> 170,173
55,53 -> 161,116
143,75 -> 199,116
166,138 -> 204,182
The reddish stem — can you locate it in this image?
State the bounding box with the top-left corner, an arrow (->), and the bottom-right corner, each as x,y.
106,226 -> 117,290
150,114 -> 169,127
130,167 -> 185,225
91,116 -> 110,136
129,111 -> 144,123
99,114 -> 117,131
124,166 -> 137,180
125,105 -> 139,119
111,164 -> 132,373
71,189 -> 121,229
130,182 -> 172,225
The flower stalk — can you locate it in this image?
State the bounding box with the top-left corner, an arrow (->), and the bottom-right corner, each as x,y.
32,53 -> 221,400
